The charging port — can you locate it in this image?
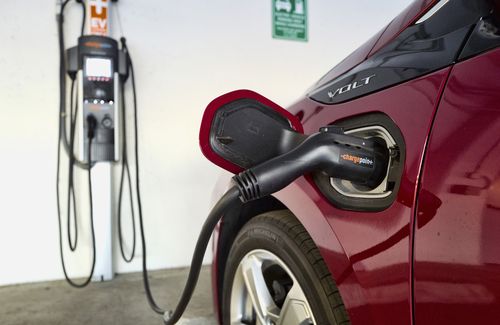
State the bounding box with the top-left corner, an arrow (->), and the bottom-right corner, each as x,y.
312,113 -> 405,212
330,125 -> 396,198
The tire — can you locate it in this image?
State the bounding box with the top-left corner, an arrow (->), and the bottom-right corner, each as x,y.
222,210 -> 350,325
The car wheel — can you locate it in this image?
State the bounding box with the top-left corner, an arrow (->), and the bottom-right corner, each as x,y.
222,210 -> 350,325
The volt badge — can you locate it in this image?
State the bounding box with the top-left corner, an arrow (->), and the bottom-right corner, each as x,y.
328,74 -> 376,99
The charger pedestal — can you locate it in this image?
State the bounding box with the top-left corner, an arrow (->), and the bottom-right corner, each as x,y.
91,162 -> 114,281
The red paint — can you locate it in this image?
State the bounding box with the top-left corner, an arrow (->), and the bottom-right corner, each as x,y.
281,69 -> 450,325
199,89 -> 303,174
414,48 -> 500,325
408,66 -> 452,324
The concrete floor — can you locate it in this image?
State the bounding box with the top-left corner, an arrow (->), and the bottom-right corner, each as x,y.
0,266 -> 217,325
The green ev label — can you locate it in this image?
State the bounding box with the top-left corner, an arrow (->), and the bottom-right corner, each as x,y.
272,0 -> 308,42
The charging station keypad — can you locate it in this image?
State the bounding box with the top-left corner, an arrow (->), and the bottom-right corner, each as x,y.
82,56 -> 118,162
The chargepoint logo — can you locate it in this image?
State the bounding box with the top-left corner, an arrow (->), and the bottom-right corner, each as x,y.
328,74 -> 376,99
83,41 -> 113,49
341,154 -> 374,168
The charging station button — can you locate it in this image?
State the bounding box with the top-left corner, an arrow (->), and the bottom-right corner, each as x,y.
102,116 -> 113,129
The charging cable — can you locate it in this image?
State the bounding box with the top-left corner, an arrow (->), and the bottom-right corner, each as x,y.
117,77 -> 137,263
118,37 -> 169,316
160,129 -> 388,324
56,114 -> 98,288
116,37 -> 237,323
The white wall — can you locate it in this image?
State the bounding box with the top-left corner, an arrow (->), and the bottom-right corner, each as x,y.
0,0 -> 412,286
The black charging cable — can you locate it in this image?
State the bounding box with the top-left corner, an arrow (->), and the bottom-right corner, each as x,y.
56,114 -> 98,288
119,37 -> 167,315
117,38 -> 231,322
116,36 -> 294,324
67,79 -> 79,251
57,0 -> 88,168
117,79 -> 137,263
75,0 -> 86,36
161,130 -> 388,324
162,187 -> 241,324
117,37 -> 282,324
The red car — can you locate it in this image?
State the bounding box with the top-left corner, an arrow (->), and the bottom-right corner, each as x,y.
208,0 -> 500,324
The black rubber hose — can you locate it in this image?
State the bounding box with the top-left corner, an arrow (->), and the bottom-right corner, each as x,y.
78,0 -> 86,36
119,39 -> 166,314
117,80 -> 137,263
120,38 -> 244,323
163,186 -> 241,325
67,79 -> 79,251
57,0 -> 71,154
60,0 -> 94,253
57,0 -> 90,169
131,45 -> 166,315
56,132 -> 97,288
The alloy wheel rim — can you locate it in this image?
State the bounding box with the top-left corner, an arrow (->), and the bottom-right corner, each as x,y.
229,249 -> 316,325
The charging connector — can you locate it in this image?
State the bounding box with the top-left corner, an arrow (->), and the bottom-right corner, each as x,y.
87,114 -> 97,140
233,129 -> 389,203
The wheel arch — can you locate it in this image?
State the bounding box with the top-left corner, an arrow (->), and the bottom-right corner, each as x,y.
214,195 -> 285,321
214,179 -> 361,323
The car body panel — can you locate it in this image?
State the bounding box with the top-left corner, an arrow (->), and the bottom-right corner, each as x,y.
280,68 -> 450,325
309,0 -> 490,106
369,0 -> 436,56
414,48 -> 500,325
312,27 -> 387,90
211,57 -> 451,325
313,0 -> 438,95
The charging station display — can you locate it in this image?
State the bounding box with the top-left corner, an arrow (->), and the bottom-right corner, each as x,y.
83,56 -> 115,104
85,57 -> 112,78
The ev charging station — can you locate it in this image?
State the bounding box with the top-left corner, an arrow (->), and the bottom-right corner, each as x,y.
57,0 -> 129,285
58,2 -> 182,320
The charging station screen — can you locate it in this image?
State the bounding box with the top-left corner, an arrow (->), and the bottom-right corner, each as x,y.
85,58 -> 112,78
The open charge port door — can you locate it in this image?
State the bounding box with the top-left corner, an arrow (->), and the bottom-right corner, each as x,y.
313,113 -> 405,212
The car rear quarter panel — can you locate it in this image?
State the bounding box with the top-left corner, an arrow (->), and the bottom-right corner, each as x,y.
414,48 -> 500,325
279,68 -> 451,325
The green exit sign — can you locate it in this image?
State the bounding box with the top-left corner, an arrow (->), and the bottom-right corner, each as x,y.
272,0 -> 308,42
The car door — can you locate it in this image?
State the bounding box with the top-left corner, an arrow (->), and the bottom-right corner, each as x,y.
414,47 -> 500,324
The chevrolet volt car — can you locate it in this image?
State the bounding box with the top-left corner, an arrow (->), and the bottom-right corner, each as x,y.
209,0 -> 500,324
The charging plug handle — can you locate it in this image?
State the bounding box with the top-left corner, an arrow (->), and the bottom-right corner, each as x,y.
86,115 -> 97,139
233,130 -> 389,203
